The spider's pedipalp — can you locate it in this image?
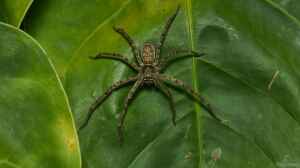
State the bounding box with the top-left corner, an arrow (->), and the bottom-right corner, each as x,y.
118,77 -> 143,144
79,76 -> 138,131
90,52 -> 140,71
155,80 -> 176,125
113,26 -> 143,65
159,74 -> 222,122
159,5 -> 180,51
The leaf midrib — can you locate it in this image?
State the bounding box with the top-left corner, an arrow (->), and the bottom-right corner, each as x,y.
18,0 -> 33,28
184,1 -> 204,168
265,0 -> 300,28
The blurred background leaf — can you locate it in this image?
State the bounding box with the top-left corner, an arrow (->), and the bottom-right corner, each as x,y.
0,22 -> 81,168
0,0 -> 33,27
22,0 -> 132,77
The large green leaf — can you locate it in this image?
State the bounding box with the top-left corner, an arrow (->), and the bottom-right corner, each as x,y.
194,0 -> 300,166
22,0 -> 300,167
22,0 -> 131,76
0,0 -> 33,27
0,22 -> 81,167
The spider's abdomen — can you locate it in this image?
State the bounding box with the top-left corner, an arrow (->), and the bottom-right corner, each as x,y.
142,43 -> 156,65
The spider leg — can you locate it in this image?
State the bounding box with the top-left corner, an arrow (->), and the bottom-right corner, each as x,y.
158,6 -> 180,51
160,50 -> 205,71
78,76 -> 138,131
159,74 -> 221,122
118,77 -> 143,144
113,26 -> 143,65
90,52 -> 140,71
155,80 -> 176,125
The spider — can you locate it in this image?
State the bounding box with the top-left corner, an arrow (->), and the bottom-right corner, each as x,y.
79,6 -> 221,143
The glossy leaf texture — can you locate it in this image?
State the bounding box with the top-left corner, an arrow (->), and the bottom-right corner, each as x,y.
22,0 -> 300,167
22,0 -> 133,76
272,0 -> 300,20
0,0 -> 33,27
0,22 -> 81,168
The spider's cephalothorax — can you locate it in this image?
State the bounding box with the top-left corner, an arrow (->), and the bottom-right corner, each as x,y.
141,43 -> 159,84
142,43 -> 157,65
79,6 -> 222,143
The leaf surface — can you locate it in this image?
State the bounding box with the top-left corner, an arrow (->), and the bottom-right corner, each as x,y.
22,0 -> 300,167
0,22 -> 81,168
22,0 -> 131,76
0,0 -> 33,27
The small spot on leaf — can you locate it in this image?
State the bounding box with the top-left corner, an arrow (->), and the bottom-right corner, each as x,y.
184,152 -> 193,160
211,147 -> 222,161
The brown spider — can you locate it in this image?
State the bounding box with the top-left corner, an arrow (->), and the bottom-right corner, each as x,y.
79,6 -> 221,143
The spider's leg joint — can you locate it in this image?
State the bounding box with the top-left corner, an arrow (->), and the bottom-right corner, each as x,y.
113,25 -> 122,32
159,75 -> 222,123
155,80 -> 177,126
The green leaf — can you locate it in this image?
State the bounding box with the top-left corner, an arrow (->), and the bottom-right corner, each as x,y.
22,0 -> 133,76
22,0 -> 300,167
0,0 -> 33,27
271,0 -> 300,20
194,0 -> 300,167
0,22 -> 81,168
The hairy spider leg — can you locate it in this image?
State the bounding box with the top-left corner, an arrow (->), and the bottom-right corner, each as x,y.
159,74 -> 222,122
118,77 -> 143,144
158,6 -> 180,52
79,76 -> 138,131
113,26 -> 143,65
90,52 -> 140,71
155,80 -> 176,125
160,50 -> 205,71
